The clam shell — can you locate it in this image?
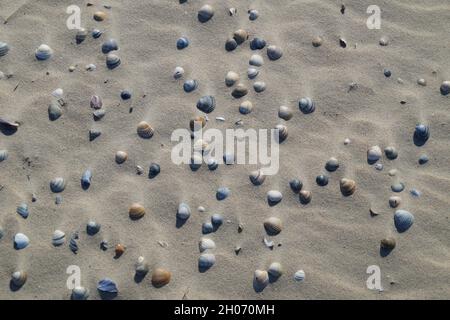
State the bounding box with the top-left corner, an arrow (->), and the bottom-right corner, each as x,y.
137,121 -> 154,139
106,53 -> 121,69
197,95 -> 216,113
52,230 -> 66,246
339,38 -> 347,48
92,29 -> 103,39
299,97 -> 315,114
50,177 -> 66,193
173,66 -> 185,79
202,222 -> 214,234
367,145 -> 382,163
198,4 -> 214,22
229,7 -> 237,16
71,286 -> 89,300
75,28 -> 88,44
93,11 -> 107,21
93,109 -> 106,121
35,44 -> 53,60
115,151 -> 128,164
440,81 -> 450,95
380,237 -> 396,250
239,100 -> 253,114
389,196 -> 401,208
384,146 -> 398,160
340,178 -> 356,196
0,117 -> 19,128
418,154 -> 429,165
14,233 -> 30,250
97,278 -> 118,293
190,116 -> 206,131
198,253 -> 216,270
177,202 -> 191,220
11,271 -> 27,287
312,36 -> 323,47
115,244 -> 126,257
69,233 -> 79,253
413,124 -> 430,146
199,238 -> 216,252
379,37 -> 389,46
268,262 -> 283,278
247,67 -> 259,79
253,81 -> 266,93
223,152 -> 235,164
81,169 -> 92,189
394,210 -> 414,233
263,217 -> 282,235
316,174 -> 329,186
129,203 -> 145,220
391,182 -> 405,193
278,106 -> 293,121
90,95 -> 103,109
249,9 -> 259,20
289,179 -> 303,193
254,270 -> 269,286
89,129 -> 101,141
16,203 -> 29,219
267,45 -> 283,60
249,169 -> 266,186
275,124 -> 288,142
249,54 -> 264,67
294,270 -> 305,282
233,29 -> 248,44
232,84 -> 248,98
149,163 -> 160,178
207,158 -> 218,170
225,71 -> 239,86
211,213 -> 224,226
51,88 -> 64,99
0,42 -> 10,57
86,220 -> 101,235
0,149 -> 8,162
183,79 -> 198,92
151,268 -> 171,287
325,157 -> 339,172
101,39 -> 118,54
216,187 -> 230,200
225,38 -> 238,51
190,153 -> 203,170
176,37 -> 189,49
299,190 -> 312,204
0,227 -> 4,240
267,190 -> 282,205
250,37 -> 266,50
135,256 -> 149,277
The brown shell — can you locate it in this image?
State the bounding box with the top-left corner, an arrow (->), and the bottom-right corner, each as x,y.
151,268 -> 171,288
115,151 -> 128,164
231,84 -> 248,98
233,29 -> 248,44
299,190 -> 312,204
137,121 -> 154,139
114,244 -> 126,258
340,178 -> 356,196
380,237 -> 396,250
190,116 -> 206,131
389,196 -> 401,208
93,11 -> 107,21
129,203 -> 145,220
263,217 -> 282,235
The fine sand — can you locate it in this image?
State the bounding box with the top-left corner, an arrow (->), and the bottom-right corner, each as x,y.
0,0 -> 449,299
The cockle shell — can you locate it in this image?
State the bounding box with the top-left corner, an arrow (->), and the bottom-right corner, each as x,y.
207,158 -> 218,170
278,106 -> 293,121
97,278 -> 118,293
250,37 -> 266,50
229,7 -> 237,16
211,213 -> 224,226
413,124 -> 430,146
253,81 -> 266,93
294,270 -> 305,282
233,29 -> 248,44
299,190 -> 312,204
69,232 -> 79,253
14,233 -> 30,249
52,230 -> 66,246
190,116 -> 206,131
137,121 -> 154,139
225,71 -> 239,86
312,36 -> 323,47
35,44 -> 53,60
198,253 -> 216,270
16,203 -> 29,219
275,124 -> 288,142
225,38 -> 238,51
129,203 -> 145,220
216,187 -> 230,200
367,145 -> 382,163
340,178 -> 356,196
247,67 -> 259,79
93,109 -> 106,121
197,95 -> 216,113
199,238 -> 216,252
81,169 -> 92,189
151,268 -> 171,287
232,84 -> 248,98
384,146 -> 398,160
289,179 -> 303,193
173,66 -> 185,79
92,29 -> 103,39
268,262 -> 283,278
267,45 -> 283,60
101,39 -> 118,54
93,11 -> 107,21
0,149 -> 8,162
389,196 -> 401,208
249,54 -> 264,67
0,42 -> 9,57
115,151 -> 128,164
198,4 -> 214,22
11,271 -> 27,287
239,100 -> 253,114
106,53 -> 121,69
86,220 -> 101,235
177,202 -> 191,220
299,97 -> 315,114
394,210 -> 414,233
223,152 -> 235,164
267,190 -> 282,205
325,157 -> 339,172
0,118 -> 19,128
90,95 -> 103,109
254,270 -> 269,286
50,177 -> 66,193
316,174 -> 329,186
248,9 -> 259,20
418,154 -> 429,165
176,37 -> 189,49
249,169 -> 266,186
263,217 -> 282,235
202,222 -> 214,234
135,256 -> 149,277
72,286 -> 89,300
440,81 -> 450,95
380,237 -> 396,250
183,79 -> 199,92
75,28 -> 88,44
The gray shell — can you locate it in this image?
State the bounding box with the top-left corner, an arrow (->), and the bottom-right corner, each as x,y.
299,97 -> 315,114
225,38 -> 238,51
196,96 -> 216,113
267,190 -> 282,205
48,101 -> 62,121
0,42 -> 10,57
69,232 -> 79,253
106,53 -> 121,69
50,177 -> 66,193
249,169 -> 266,186
267,45 -> 283,60
275,124 -> 288,142
177,203 -> 191,220
249,54 -> 264,67
394,210 -> 414,233
0,149 -> 8,162
253,81 -> 266,93
247,67 -> 259,79
35,44 -> 53,60
14,233 -> 30,250
71,286 -> 89,300
278,106 -> 293,121
183,79 -> 199,92
250,37 -> 266,50
199,238 -> 216,252
384,146 -> 398,160
93,109 -> 106,120
86,220 -> 101,235
198,4 -> 214,23
198,253 -> 216,269
75,28 -> 88,44
52,230 -> 66,246
101,39 -> 119,54
216,187 -> 230,200
239,100 -> 253,114
81,169 -> 92,189
202,222 -> 214,234
325,157 -> 339,172
92,29 -> 103,39
211,213 -> 224,226
16,203 -> 29,219
11,271 -> 27,287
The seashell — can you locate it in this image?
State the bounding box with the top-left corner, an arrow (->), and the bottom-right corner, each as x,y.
35,44 -> 53,61
135,256 -> 149,277
267,190 -> 282,205
16,203 -> 29,219
90,95 -> 103,109
52,230 -> 66,246
176,37 -> 189,50
340,178 -> 356,196
229,7 -> 237,16
216,187 -> 230,200
249,54 -> 264,67
278,106 -> 293,121
379,37 -> 389,46
190,153 -> 203,170
92,29 -> 103,39
183,79 -> 198,92
440,81 -> 450,95
190,116 -> 206,131
93,11 -> 107,21
151,268 -> 171,287
249,169 -> 266,186
384,146 -> 398,160
275,124 -> 288,142
198,253 -> 216,270
299,190 -> 312,204
75,28 -> 88,44
394,210 -> 414,233
50,177 -> 66,193
173,66 -> 185,79
211,213 -> 224,226
115,151 -> 128,164
86,220 -> 101,235
14,233 -> 30,250
325,157 -> 339,172
0,226 -> 4,240
391,182 -> 405,193
367,145 -> 382,163
233,29 -> 248,44
149,163 -> 161,178
375,162 -> 383,170
312,36 -> 323,47
389,196 -> 401,208
413,124 -> 430,146
380,237 -> 396,250
339,38 -> 347,48
417,78 -> 426,86
69,233 -> 79,253
101,39 -> 118,54
239,100 -> 253,114
289,179 -> 303,193
55,195 -> 63,205
51,88 -> 64,99
253,81 -> 266,93
0,117 -> 19,128
197,95 -> 216,113
177,202 -> 191,220
106,53 -> 121,69
202,222 -> 214,234
263,217 -> 282,235
0,42 -> 10,57
247,67 -> 259,79
137,121 -> 154,139
198,4 -> 214,22
418,154 -> 429,165
225,38 -> 238,51
384,69 -> 392,77
100,240 -> 108,251
299,97 -> 315,114
232,84 -> 248,98
225,71 -> 239,87
71,286 -> 89,300
254,270 -> 269,287
250,37 -> 266,50
199,238 -> 216,252
97,278 -> 118,293
410,188 -> 421,197
267,45 -> 283,60
114,244 -> 126,258
93,109 -> 106,121
294,270 -> 305,282
121,90 -> 132,100
268,262 -> 283,278
248,9 -> 259,20
263,237 -> 274,249
0,149 -> 8,162
86,63 -> 96,71
89,129 -> 101,141
81,169 -> 92,189
129,203 -> 145,220
11,271 -> 27,287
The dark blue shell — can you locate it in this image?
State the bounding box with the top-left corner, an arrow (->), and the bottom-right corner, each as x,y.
81,169 -> 92,189
196,96 -> 216,113
101,39 -> 118,54
120,90 -> 132,100
97,278 -> 118,293
316,175 -> 329,186
413,124 -> 429,146
289,179 -> 303,193
17,203 -> 29,219
177,37 -> 189,50
299,97 -> 315,114
394,210 -> 414,233
183,79 -> 198,93
250,38 -> 266,50
216,187 -> 230,200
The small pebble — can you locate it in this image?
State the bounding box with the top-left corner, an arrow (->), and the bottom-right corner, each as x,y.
417,78 -> 427,86
383,69 -> 392,77
410,189 -> 421,197
375,163 -> 383,171
379,37 -> 389,46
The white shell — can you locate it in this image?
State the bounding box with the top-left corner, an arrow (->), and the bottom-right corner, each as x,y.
267,190 -> 282,204
367,145 -> 382,162
173,66 -> 184,79
11,271 -> 27,287
115,151 -> 128,164
177,203 -> 191,220
239,100 -> 253,114
249,54 -> 264,67
52,230 -> 66,246
51,88 -> 64,99
253,81 -> 266,93
225,71 -> 239,87
294,270 -> 305,282
35,44 -> 53,60
268,262 -> 283,278
199,238 -> 216,252
254,270 -> 269,286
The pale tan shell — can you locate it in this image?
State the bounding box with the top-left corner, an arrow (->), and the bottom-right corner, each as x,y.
151,268 -> 171,287
190,116 -> 206,131
137,121 -> 154,139
232,83 -> 248,98
389,196 -> 401,208
93,11 -> 107,21
129,203 -> 145,220
115,151 -> 128,164
299,190 -> 312,204
380,237 -> 396,250
254,270 -> 269,286
340,178 -> 356,196
263,217 -> 282,235
278,106 -> 293,121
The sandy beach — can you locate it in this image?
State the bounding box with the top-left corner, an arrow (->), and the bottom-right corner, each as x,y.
0,0 -> 449,300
